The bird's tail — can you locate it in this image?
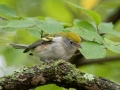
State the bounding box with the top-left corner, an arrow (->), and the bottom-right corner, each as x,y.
10,44 -> 28,49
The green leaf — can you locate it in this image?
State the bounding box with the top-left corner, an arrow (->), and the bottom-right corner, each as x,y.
26,17 -> 63,33
79,42 -> 106,59
72,27 -> 104,44
28,29 -> 41,38
36,84 -> 64,90
38,17 -> 63,34
0,17 -> 63,34
65,1 -> 101,25
0,20 -> 36,31
108,44 -> 120,53
7,20 -> 35,28
104,38 -> 120,53
71,20 -> 106,45
75,20 -> 97,31
0,86 -> 2,90
0,4 -> 17,18
98,22 -> 120,37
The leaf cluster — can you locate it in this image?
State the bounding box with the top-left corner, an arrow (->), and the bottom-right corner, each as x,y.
0,1 -> 120,59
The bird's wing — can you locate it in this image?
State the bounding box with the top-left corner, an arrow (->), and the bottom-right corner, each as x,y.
23,37 -> 53,53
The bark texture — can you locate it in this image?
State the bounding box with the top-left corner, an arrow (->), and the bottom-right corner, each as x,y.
0,60 -> 120,90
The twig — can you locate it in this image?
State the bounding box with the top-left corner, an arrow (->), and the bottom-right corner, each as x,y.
71,53 -> 120,67
75,55 -> 120,67
105,7 -> 120,24
0,17 -> 8,20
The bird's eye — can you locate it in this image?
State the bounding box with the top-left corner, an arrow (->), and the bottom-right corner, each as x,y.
69,40 -> 73,44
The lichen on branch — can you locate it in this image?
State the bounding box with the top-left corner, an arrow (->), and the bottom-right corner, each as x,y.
0,60 -> 120,90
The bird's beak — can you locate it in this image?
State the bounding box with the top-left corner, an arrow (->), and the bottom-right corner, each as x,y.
78,44 -> 82,48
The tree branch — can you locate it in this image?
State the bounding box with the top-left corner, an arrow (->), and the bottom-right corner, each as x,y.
78,56 -> 120,66
70,53 -> 120,67
0,60 -> 120,90
104,7 -> 120,24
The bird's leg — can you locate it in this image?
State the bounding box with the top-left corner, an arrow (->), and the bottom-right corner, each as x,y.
44,59 -> 54,63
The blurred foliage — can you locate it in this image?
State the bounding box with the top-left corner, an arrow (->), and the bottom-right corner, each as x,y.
0,0 -> 120,90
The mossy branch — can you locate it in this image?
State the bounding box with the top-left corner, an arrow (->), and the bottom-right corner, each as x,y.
0,60 -> 120,90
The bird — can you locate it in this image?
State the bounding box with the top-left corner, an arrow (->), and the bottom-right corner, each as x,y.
10,32 -> 81,62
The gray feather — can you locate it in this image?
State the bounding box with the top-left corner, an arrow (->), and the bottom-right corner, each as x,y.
10,44 -> 28,49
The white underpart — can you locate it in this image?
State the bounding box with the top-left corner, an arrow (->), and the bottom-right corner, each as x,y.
32,36 -> 78,61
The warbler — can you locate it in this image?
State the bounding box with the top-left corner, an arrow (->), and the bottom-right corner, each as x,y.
10,32 -> 81,62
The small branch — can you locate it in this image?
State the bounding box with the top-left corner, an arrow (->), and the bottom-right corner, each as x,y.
0,60 -> 120,90
104,7 -> 120,24
0,17 -> 8,20
77,56 -> 120,66
78,56 -> 120,67
71,53 -> 120,67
